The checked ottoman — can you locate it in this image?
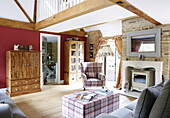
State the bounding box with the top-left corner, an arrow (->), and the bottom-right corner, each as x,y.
62,91 -> 119,118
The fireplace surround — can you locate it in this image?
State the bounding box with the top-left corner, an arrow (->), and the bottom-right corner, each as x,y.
122,61 -> 163,92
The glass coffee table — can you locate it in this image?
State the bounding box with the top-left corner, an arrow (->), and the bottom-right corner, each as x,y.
62,90 -> 119,118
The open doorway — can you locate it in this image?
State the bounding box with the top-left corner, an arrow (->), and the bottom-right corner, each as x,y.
40,33 -> 61,87
106,39 -> 120,82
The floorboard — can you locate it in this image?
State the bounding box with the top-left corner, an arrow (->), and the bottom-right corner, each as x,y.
12,84 -> 136,118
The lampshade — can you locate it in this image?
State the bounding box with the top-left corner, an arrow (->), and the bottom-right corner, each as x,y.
97,45 -> 114,57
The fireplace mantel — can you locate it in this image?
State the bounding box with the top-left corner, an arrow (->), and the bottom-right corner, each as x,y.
122,61 -> 163,91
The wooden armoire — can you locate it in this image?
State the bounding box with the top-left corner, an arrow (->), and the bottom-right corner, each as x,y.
6,50 -> 41,97
64,40 -> 84,85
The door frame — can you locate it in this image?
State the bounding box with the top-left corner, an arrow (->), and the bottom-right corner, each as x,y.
40,33 -> 61,87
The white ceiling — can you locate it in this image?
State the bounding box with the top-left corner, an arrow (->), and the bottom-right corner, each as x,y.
1,0 -> 170,36
84,20 -> 122,37
0,0 -> 34,22
41,5 -> 135,34
127,0 -> 170,24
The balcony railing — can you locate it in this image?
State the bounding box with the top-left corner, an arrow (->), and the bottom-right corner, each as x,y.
37,0 -> 86,22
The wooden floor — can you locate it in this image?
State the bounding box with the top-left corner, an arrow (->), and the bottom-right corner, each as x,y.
12,84 -> 136,118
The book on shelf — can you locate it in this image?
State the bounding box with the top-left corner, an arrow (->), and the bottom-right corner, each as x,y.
95,89 -> 113,96
75,93 -> 96,102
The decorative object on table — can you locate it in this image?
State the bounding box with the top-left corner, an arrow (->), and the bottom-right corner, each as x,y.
76,93 -> 96,101
18,45 -> 29,50
96,44 -> 114,75
29,45 -> 33,51
14,44 -> 19,50
95,89 -> 113,96
80,62 -> 106,91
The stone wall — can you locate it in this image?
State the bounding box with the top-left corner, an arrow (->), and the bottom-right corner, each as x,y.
122,17 -> 170,80
86,30 -> 103,62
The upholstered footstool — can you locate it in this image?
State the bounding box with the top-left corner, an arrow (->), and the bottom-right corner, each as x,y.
62,91 -> 119,118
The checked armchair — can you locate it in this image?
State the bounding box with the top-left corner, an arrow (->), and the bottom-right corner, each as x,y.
80,62 -> 106,91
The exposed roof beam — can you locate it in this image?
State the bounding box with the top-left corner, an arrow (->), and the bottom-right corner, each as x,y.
61,30 -> 86,37
33,0 -> 37,23
35,0 -> 114,30
14,0 -> 33,23
0,18 -> 34,30
108,0 -> 162,25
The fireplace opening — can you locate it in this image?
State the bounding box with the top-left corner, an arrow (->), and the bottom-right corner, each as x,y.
133,74 -> 146,84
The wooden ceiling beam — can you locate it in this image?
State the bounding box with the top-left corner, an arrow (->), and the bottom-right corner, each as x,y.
33,0 -> 37,23
61,30 -> 86,37
108,0 -> 161,25
0,18 -> 34,30
35,0 -> 114,30
14,0 -> 33,23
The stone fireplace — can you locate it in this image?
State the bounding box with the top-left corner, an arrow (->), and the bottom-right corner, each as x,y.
122,61 -> 163,92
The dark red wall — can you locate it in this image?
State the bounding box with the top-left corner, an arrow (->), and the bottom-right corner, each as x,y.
0,26 -> 86,88
0,26 -> 40,88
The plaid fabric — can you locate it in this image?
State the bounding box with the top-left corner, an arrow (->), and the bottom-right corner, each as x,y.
84,78 -> 103,87
80,62 -> 103,74
80,62 -> 106,88
62,91 -> 119,118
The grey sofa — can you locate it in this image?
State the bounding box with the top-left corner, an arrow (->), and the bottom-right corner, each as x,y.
97,79 -> 170,118
0,91 -> 27,118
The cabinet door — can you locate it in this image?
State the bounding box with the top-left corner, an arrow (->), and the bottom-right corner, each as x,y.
11,52 -> 20,79
70,42 -> 77,72
33,52 -> 40,77
77,42 -> 84,73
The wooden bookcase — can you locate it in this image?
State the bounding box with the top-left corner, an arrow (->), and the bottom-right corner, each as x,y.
6,50 -> 41,97
64,40 -> 84,85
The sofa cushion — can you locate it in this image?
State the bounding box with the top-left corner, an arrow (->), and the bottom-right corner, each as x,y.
0,98 -> 27,118
0,104 -> 13,118
149,79 -> 170,118
110,107 -> 133,118
124,99 -> 137,111
96,114 -> 118,118
134,83 -> 163,118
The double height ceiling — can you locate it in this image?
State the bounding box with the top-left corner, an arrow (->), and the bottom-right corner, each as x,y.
0,0 -> 170,35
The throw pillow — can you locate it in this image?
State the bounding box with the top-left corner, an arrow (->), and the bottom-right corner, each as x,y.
133,83 -> 163,118
85,72 -> 97,78
149,79 -> 170,118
